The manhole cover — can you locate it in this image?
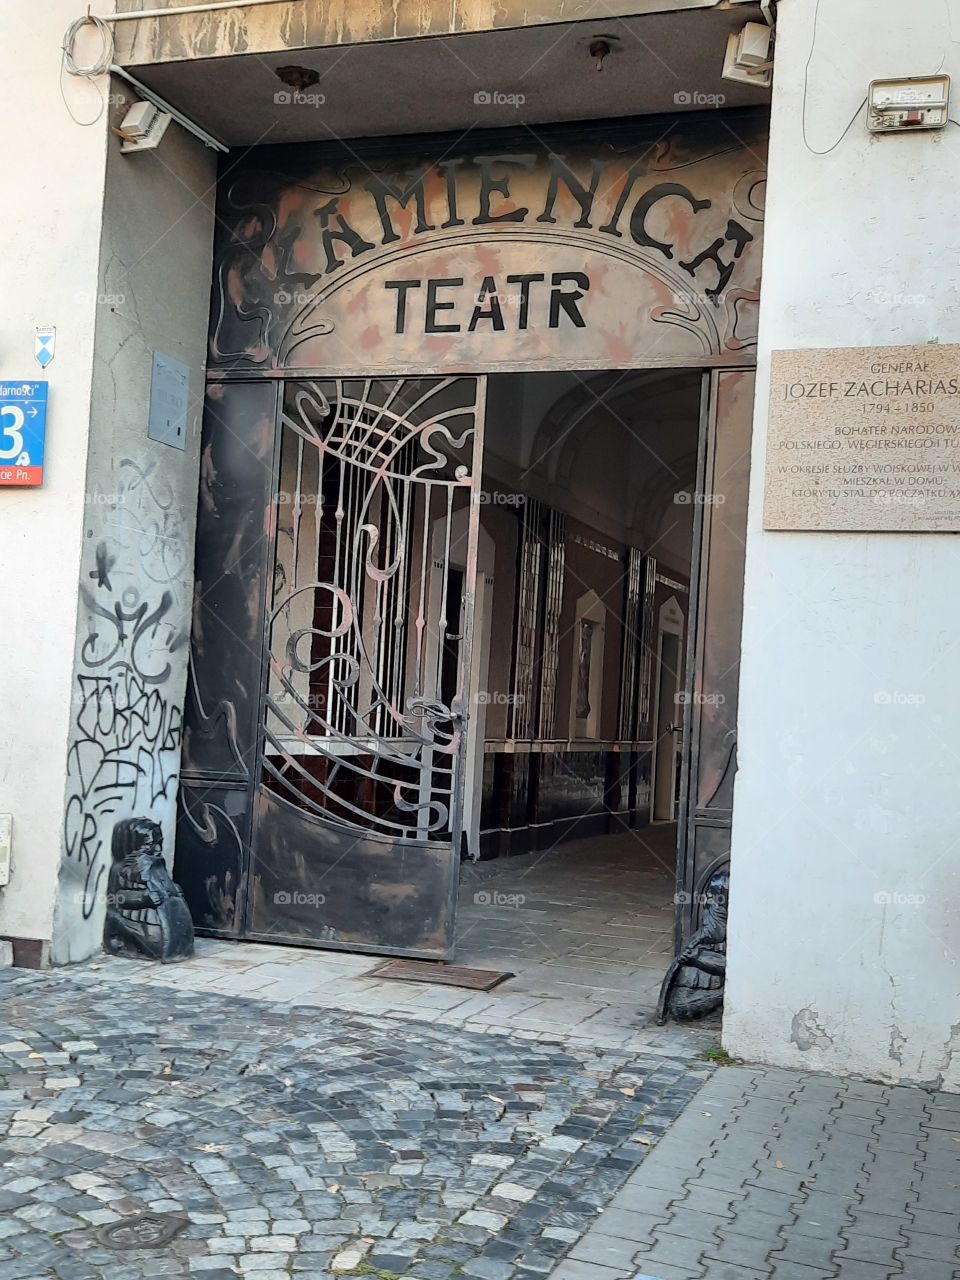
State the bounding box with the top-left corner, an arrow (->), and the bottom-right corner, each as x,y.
369,959 -> 514,990
95,1211 -> 188,1250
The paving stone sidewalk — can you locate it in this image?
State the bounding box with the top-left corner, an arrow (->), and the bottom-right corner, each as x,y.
552,1063 -> 960,1280
0,967 -> 711,1279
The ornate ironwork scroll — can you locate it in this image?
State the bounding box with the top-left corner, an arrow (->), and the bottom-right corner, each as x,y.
262,377 -> 481,843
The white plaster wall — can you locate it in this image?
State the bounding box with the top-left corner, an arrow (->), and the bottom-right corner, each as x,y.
51,85 -> 216,964
0,3 -> 113,955
725,0 -> 960,1087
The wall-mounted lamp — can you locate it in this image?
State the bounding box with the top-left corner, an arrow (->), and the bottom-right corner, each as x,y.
114,100 -> 172,153
867,76 -> 950,132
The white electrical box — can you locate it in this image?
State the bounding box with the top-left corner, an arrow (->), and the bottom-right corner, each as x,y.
722,24 -> 773,89
868,76 -> 950,133
0,815 -> 10,887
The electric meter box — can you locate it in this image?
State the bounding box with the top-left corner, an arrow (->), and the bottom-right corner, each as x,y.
867,75 -> 950,132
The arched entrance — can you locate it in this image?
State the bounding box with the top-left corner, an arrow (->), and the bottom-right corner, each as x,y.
174,114 -> 763,978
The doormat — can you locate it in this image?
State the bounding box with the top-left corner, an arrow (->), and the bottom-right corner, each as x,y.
369,959 -> 514,991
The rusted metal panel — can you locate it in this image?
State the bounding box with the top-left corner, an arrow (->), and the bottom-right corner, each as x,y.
174,379 -> 279,935
247,790 -> 460,958
674,367 -> 753,947
180,381 -> 278,779
175,780 -> 251,935
208,116 -> 766,377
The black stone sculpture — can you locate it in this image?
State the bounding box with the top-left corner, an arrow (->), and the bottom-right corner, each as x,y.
104,818 -> 194,963
655,871 -> 728,1024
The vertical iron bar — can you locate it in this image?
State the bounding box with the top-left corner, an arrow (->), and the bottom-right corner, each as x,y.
674,370 -> 714,952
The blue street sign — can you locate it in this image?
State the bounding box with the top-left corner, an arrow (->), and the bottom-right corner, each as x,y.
0,381 -> 48,487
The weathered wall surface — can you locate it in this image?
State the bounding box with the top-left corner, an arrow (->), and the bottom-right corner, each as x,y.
0,2 -> 112,960
50,89 -> 216,963
115,0 -> 720,65
725,0 -> 960,1087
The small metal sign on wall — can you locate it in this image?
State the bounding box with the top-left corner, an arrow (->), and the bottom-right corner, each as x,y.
0,380 -> 48,487
148,352 -> 189,450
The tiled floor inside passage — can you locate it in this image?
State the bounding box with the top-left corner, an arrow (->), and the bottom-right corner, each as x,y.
455,823 -> 678,1011
102,823 -> 704,1056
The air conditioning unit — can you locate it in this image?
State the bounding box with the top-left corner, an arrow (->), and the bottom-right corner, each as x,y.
116,100 -> 172,153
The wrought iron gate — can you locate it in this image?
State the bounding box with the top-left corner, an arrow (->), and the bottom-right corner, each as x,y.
176,375 -> 485,959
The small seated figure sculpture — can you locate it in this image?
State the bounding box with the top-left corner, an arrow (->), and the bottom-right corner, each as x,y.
104,818 -> 194,963
656,870 -> 728,1024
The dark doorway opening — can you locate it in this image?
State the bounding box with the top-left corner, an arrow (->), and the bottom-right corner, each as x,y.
453,368 -> 700,1012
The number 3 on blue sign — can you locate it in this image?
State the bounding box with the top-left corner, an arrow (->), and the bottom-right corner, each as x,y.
0,405 -> 26,462
0,381 -> 47,487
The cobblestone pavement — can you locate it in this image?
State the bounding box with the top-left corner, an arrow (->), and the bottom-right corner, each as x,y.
108,826 -> 698,1057
0,967 -> 711,1280
104,937 -> 715,1062
553,1063 -> 960,1280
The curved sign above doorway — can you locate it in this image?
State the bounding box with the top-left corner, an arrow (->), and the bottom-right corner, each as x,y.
209,115 -> 767,376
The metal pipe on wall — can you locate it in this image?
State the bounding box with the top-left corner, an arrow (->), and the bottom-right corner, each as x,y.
100,0 -> 305,21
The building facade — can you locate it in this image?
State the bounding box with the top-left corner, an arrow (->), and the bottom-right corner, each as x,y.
2,0 -> 959,1089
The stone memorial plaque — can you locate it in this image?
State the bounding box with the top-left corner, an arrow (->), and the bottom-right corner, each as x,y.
764,345 -> 960,531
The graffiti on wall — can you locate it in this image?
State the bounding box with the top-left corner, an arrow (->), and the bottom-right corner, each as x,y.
62,457 -> 190,922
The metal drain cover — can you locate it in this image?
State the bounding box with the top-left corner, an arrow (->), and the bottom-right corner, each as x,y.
369,959 -> 514,990
95,1211 -> 188,1250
